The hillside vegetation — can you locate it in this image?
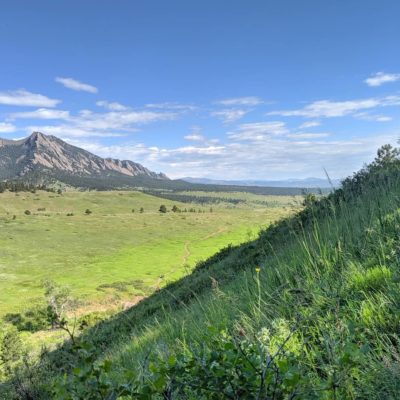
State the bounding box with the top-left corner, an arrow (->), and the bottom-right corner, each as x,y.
2,145 -> 400,399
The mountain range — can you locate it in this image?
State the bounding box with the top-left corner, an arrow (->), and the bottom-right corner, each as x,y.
0,132 -> 332,193
0,132 -> 168,183
182,176 -> 340,188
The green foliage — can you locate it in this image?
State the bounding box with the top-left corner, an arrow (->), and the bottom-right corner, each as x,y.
0,324 -> 22,378
3,305 -> 48,333
3,144 -> 400,399
53,323 -> 370,399
158,204 -> 167,213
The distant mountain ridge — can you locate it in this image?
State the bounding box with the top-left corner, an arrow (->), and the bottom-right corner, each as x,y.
182,176 -> 341,188
0,132 -> 168,182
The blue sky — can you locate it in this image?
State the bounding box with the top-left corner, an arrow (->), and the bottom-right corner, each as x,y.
1,0 -> 400,180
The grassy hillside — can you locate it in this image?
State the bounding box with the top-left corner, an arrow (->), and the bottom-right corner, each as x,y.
2,145 -> 400,399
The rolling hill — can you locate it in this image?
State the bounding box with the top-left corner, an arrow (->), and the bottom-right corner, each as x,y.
1,145 -> 400,398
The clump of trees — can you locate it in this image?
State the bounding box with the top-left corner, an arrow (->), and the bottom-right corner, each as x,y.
0,180 -> 56,194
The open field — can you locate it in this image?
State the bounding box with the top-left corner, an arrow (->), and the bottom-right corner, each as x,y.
0,190 -> 299,317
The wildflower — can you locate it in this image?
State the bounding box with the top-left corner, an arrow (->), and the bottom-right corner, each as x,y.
255,267 -> 261,273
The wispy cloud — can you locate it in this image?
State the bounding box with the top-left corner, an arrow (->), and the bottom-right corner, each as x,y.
365,72 -> 400,87
145,102 -> 196,111
74,109 -> 177,131
211,109 -> 249,123
0,90 -> 60,107
23,107 -> 178,138
216,96 -> 263,106
268,96 -> 400,118
9,108 -> 70,120
67,132 -> 397,181
354,112 -> 392,122
299,121 -> 320,129
287,132 -> 330,139
228,121 -> 288,141
184,133 -> 206,141
0,122 -> 16,133
55,77 -> 98,93
25,125 -> 127,138
96,100 -> 129,111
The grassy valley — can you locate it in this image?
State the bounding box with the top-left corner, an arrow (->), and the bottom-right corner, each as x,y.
0,190 -> 298,317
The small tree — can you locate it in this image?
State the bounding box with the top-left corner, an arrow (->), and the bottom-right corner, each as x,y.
159,205 -> 167,213
85,209 -> 92,215
43,280 -> 77,343
172,205 -> 180,213
24,210 -> 31,215
131,209 -> 135,213
139,207 -> 144,213
373,144 -> 400,168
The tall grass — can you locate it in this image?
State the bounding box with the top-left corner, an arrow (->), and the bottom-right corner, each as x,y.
2,145 -> 400,398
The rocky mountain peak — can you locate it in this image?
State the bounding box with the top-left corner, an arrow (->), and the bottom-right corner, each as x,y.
0,132 -> 168,182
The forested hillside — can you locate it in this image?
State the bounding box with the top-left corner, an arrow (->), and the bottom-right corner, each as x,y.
2,144 -> 400,399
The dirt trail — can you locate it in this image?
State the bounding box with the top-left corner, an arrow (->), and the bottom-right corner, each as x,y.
200,227 -> 226,241
182,241 -> 191,265
153,227 -> 227,289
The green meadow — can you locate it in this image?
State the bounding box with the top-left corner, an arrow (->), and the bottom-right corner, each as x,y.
0,190 -> 298,316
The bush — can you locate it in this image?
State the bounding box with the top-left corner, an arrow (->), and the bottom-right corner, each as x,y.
3,306 -> 48,333
24,210 -> 31,215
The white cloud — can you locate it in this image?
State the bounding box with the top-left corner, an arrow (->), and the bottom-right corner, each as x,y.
216,96 -> 263,106
352,112 -> 393,122
299,121 -> 320,129
211,109 -> 249,123
184,133 -> 206,141
55,77 -> 98,93
228,121 -> 288,141
96,100 -> 129,111
20,107 -> 178,139
64,132 -> 397,181
287,132 -> 330,139
268,96 -> 400,118
0,90 -> 60,107
365,72 -> 400,87
145,102 -> 196,111
73,109 -> 176,131
9,108 -> 70,120
0,122 -> 16,133
25,125 -> 127,138
374,116 -> 392,122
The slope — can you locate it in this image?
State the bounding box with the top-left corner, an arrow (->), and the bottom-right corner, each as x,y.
3,145 -> 400,399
